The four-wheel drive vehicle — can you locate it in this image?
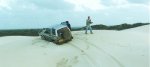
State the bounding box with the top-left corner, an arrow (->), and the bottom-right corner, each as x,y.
39,24 -> 73,45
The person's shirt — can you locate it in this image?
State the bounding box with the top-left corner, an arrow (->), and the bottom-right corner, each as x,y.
86,19 -> 92,26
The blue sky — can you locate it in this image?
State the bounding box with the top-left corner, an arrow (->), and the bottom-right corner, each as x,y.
0,0 -> 149,29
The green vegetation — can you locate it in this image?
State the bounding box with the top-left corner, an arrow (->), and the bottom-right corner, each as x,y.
77,23 -> 149,31
0,29 -> 41,36
0,23 -> 149,36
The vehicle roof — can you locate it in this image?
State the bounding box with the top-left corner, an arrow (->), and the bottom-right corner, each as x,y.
52,24 -> 67,30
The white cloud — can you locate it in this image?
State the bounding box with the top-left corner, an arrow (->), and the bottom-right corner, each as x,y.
26,0 -> 73,10
0,0 -> 14,10
104,0 -> 149,9
0,0 -> 36,11
21,4 -> 38,10
0,0 -> 73,11
65,0 -> 106,11
111,0 -> 129,6
64,0 -> 149,12
0,0 -> 149,29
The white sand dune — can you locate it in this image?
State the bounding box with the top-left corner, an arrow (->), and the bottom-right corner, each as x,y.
0,25 -> 149,67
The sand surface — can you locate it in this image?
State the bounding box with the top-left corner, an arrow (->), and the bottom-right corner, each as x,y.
0,25 -> 149,67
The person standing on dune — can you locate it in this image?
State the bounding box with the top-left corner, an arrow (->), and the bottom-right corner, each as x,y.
85,16 -> 93,34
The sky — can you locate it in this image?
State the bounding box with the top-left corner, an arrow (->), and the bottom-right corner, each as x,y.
0,0 -> 149,29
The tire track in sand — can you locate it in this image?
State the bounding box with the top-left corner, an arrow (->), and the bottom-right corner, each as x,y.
77,37 -> 125,67
68,42 -> 98,67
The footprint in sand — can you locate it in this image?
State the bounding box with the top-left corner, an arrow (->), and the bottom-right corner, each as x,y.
56,56 -> 79,67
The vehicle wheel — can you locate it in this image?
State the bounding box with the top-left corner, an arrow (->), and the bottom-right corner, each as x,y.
71,36 -> 73,39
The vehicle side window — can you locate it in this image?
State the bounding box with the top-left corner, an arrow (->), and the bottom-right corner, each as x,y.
45,29 -> 49,34
52,28 -> 56,35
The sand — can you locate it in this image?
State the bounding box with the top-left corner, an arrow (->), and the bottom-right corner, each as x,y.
0,25 -> 149,67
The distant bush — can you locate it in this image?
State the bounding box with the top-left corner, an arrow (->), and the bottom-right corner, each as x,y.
91,22 -> 149,30
91,24 -> 108,30
0,29 -> 41,36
